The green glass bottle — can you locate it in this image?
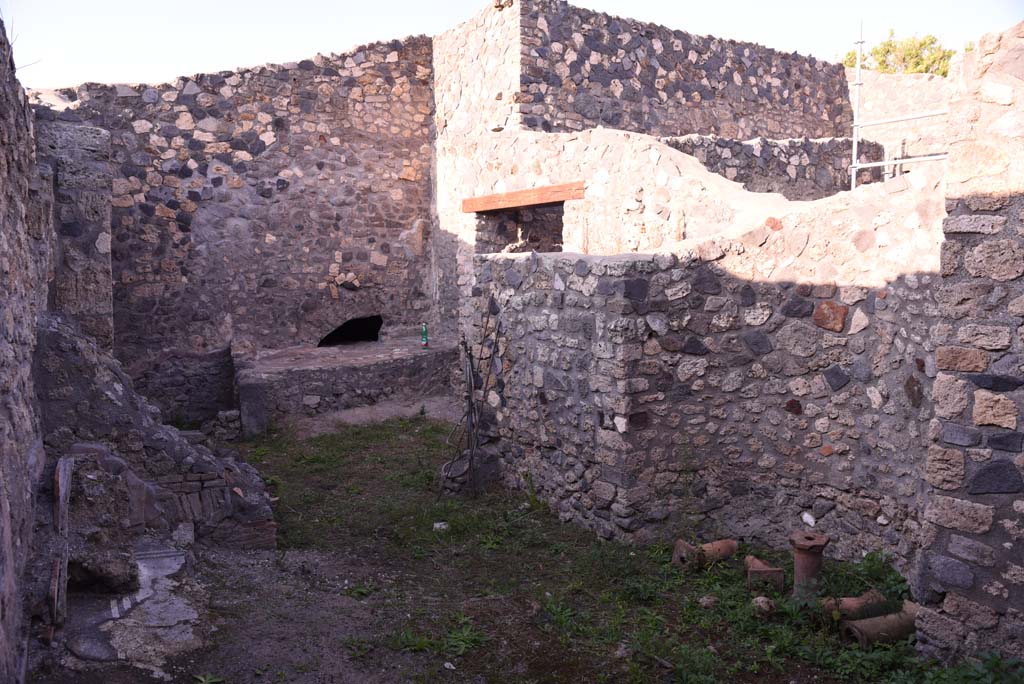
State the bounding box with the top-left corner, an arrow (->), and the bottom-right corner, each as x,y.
420,322 -> 429,348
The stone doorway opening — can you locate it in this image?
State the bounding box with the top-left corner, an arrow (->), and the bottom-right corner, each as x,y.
317,315 -> 384,347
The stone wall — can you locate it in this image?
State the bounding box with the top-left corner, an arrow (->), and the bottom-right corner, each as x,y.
471,245 -> 938,566
433,1 -> 524,324
51,37 -> 436,422
519,0 -> 852,138
434,0 -> 861,335
663,135 -> 884,200
34,116 -> 114,349
847,68 -> 951,159
913,22 -> 1024,662
0,20 -> 55,684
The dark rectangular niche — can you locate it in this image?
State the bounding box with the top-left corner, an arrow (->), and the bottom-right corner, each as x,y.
474,202 -> 564,254
317,315 -> 384,346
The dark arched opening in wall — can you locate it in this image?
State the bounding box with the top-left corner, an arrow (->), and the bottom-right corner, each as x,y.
317,315 -> 384,347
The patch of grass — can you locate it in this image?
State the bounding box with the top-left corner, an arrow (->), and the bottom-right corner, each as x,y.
389,615 -> 488,657
240,418 -> 1016,684
340,636 -> 373,660
343,582 -> 376,600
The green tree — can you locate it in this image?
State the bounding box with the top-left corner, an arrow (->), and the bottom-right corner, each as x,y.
842,30 -> 954,77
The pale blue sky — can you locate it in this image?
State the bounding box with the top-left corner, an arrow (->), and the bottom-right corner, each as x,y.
2,0 -> 1021,88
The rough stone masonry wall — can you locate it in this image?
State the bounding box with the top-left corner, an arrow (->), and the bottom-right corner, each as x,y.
913,22 -> 1024,662
472,250 -> 937,572
34,116 -> 115,349
662,135 -> 884,200
519,0 -> 852,138
434,0 -> 860,335
0,20 -> 55,684
54,37 -> 435,423
433,1 -> 524,324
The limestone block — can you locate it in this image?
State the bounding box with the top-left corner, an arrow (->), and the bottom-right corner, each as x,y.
973,390 -> 1018,429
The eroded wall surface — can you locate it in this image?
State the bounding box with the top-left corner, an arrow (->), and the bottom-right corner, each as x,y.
34,117 -> 114,349
0,20 -> 54,683
56,38 -> 436,422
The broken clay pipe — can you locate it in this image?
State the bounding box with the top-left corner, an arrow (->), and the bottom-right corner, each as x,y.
744,555 -> 785,593
842,600 -> 920,648
789,530 -> 830,597
672,539 -> 739,567
821,589 -> 888,621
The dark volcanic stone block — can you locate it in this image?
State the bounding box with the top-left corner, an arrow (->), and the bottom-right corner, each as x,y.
968,460 -> 1024,494
682,336 -> 709,355
741,330 -> 773,355
927,553 -> 975,589
693,268 -> 721,295
781,297 -> 814,318
965,374 -> 1024,392
943,424 -> 983,447
988,431 -> 1024,452
823,365 -> 850,391
623,278 -> 649,301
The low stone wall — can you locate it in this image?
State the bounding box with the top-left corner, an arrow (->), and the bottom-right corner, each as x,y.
235,339 -> 459,436
127,347 -> 236,427
471,251 -> 936,568
0,20 -> 55,683
662,136 -> 885,200
519,0 -> 852,138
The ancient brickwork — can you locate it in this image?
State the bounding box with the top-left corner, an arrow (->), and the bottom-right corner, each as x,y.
34,116 -> 115,349
0,20 -> 55,683
59,37 -> 435,422
472,250 -> 937,566
662,136 -> 884,200
519,0 -> 852,138
913,23 -> 1024,661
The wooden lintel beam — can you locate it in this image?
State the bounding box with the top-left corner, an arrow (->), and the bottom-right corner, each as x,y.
461,181 -> 585,213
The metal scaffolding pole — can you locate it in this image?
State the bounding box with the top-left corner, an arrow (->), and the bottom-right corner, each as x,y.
848,24 -> 949,191
850,23 -> 864,191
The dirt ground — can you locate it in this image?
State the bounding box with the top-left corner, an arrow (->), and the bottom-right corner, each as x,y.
29,417 -> 994,684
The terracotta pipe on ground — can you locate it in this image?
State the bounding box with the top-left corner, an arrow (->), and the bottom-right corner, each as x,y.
789,530 -> 830,597
672,539 -> 739,567
821,589 -> 889,620
842,601 -> 920,648
744,555 -> 785,593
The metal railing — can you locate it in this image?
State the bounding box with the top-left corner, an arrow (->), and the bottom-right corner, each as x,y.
849,26 -> 948,190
